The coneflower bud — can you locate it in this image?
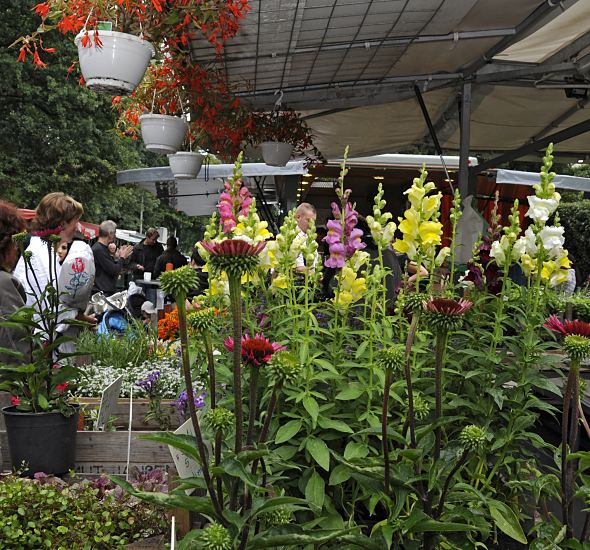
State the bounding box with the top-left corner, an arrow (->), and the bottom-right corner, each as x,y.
188,307 -> 220,333
262,507 -> 292,526
199,523 -> 232,550
459,425 -> 487,451
160,265 -> 198,299
376,345 -> 405,372
412,394 -> 431,420
204,407 -> 234,433
266,351 -> 301,384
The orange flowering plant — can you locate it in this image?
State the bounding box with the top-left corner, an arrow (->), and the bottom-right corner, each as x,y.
13,0 -> 250,68
113,54 -> 254,159
157,307 -> 180,341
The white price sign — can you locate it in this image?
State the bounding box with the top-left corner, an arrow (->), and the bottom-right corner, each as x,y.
168,417 -> 211,494
96,375 -> 123,430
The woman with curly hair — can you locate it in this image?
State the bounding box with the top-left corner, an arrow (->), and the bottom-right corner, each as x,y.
0,200 -> 29,363
13,192 -> 96,348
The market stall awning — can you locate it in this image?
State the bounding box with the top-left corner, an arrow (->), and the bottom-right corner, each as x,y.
188,0 -> 590,161
495,169 -> 590,192
17,209 -> 99,240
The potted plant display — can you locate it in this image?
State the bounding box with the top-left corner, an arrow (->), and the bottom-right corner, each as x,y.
249,106 -> 324,167
12,0 -> 251,95
0,231 -> 86,475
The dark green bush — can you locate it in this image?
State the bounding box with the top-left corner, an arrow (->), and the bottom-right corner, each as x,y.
0,472 -> 168,549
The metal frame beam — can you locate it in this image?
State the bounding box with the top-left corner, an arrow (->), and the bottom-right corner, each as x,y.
543,30 -> 590,65
531,98 -> 589,141
469,117 -> 590,176
458,82 -> 473,198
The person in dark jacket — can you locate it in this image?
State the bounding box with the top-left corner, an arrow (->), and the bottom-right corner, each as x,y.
129,228 -> 164,280
91,220 -> 133,296
153,236 -> 187,279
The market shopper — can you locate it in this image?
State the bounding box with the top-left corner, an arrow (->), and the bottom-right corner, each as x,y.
13,192 -> 96,347
294,202 -> 318,273
91,220 -> 133,296
153,236 -> 187,279
0,200 -> 29,364
129,227 -> 164,280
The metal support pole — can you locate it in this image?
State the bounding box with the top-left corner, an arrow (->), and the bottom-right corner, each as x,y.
458,82 -> 472,198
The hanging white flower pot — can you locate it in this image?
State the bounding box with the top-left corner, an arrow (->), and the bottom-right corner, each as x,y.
75,30 -> 154,95
260,141 -> 294,167
168,152 -> 205,179
140,114 -> 188,155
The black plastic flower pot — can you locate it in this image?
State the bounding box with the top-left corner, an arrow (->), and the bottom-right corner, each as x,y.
2,406 -> 79,476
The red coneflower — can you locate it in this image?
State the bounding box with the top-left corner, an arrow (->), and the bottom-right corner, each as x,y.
200,238 -> 265,277
224,333 -> 284,367
423,297 -> 473,316
544,314 -> 590,338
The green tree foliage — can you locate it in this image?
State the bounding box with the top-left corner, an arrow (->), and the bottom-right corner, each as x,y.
0,0 -> 205,251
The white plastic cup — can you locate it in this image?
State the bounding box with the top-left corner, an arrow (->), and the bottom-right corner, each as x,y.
143,272 -> 152,282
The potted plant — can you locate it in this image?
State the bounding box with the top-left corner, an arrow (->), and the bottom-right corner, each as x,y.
0,232 -> 84,475
168,129 -> 211,179
13,0 -> 250,95
249,106 -> 325,167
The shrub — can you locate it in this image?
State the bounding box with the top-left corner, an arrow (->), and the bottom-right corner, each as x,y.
0,472 -> 168,549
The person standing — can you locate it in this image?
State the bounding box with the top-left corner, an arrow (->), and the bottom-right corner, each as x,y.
91,220 -> 133,296
153,236 -> 187,279
129,227 -> 164,281
294,202 -> 318,273
0,200 -> 30,364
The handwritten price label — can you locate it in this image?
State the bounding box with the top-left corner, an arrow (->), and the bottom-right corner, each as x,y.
168,417 -> 211,494
96,376 -> 123,430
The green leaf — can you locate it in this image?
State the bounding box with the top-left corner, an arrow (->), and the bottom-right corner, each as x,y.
488,499 -> 527,544
247,526 -> 352,548
37,394 -> 49,410
248,496 -> 309,521
317,417 -> 354,433
329,464 -> 351,485
335,385 -> 364,401
344,441 -> 369,460
305,471 -> 325,510
303,396 -> 319,427
275,419 -> 302,444
306,437 -> 330,471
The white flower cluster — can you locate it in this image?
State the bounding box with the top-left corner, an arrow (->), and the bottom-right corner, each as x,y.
76,357 -> 183,399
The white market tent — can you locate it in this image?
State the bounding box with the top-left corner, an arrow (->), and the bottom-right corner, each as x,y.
119,0 -> 590,211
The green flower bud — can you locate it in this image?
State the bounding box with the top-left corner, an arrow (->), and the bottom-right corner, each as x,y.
188,307 -> 220,333
564,335 -> 590,362
266,351 -> 301,384
199,523 -> 232,550
376,345 -> 405,372
160,265 -> 198,299
205,407 -> 234,433
412,394 -> 430,420
459,425 -> 487,451
12,231 -> 28,250
262,507 -> 292,526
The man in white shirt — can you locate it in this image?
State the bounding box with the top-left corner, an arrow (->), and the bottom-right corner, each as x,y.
294,202 -> 318,273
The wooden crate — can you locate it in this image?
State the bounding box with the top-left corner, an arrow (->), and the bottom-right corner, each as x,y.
0,430 -> 175,475
77,397 -> 181,431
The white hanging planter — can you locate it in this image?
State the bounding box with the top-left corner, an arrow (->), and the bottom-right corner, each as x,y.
168,152 -> 204,179
75,30 -> 154,95
260,141 -> 294,167
140,114 -> 188,155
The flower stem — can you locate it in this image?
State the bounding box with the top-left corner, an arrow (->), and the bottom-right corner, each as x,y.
435,448 -> 470,518
434,330 -> 448,462
177,294 -> 224,519
203,332 -> 216,410
404,312 -> 420,448
382,366 -> 393,494
561,359 -> 577,537
252,383 -> 281,475
228,273 -> 244,454
246,364 -> 259,446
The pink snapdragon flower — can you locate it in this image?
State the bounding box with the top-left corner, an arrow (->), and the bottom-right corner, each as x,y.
323,195 -> 365,268
217,180 -> 253,234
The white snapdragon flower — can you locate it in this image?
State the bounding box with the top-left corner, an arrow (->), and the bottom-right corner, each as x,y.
434,246 -> 450,267
490,239 -> 506,266
526,195 -> 559,223
538,226 -> 565,258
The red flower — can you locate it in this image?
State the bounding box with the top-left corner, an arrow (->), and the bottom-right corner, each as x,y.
56,383 -> 69,392
423,297 -> 472,316
224,334 -> 284,367
544,315 -> 590,337
17,46 -> 28,63
71,258 -> 85,273
200,239 -> 265,257
34,2 -> 50,18
10,396 -> 21,406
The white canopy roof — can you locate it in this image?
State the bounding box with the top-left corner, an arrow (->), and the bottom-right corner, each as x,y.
496,168 -> 590,192
187,0 -> 590,160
